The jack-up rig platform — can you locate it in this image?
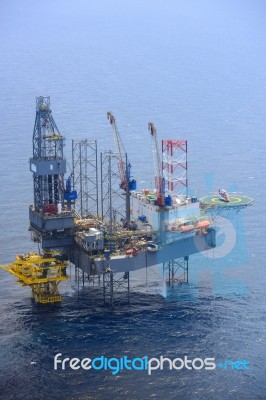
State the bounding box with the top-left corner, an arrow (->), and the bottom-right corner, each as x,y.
0,97 -> 254,305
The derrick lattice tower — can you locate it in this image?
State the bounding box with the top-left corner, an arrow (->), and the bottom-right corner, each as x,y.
31,96 -> 66,211
29,97 -> 75,250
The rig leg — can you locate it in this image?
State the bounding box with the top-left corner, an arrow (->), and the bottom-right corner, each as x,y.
127,271 -> 130,304
163,256 -> 189,285
103,271 -> 114,306
110,272 -> 114,308
102,270 -> 130,307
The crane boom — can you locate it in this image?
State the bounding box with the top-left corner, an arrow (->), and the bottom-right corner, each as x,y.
107,112 -> 136,192
107,112 -> 127,190
107,112 -> 136,227
148,122 -> 165,206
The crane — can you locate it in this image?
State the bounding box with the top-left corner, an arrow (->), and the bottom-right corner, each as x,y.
107,112 -> 136,192
148,122 -> 165,207
107,112 -> 136,226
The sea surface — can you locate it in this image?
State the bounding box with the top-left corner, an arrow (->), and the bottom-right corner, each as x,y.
0,0 -> 266,399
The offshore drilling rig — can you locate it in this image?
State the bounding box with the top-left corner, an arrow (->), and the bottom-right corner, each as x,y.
0,97 -> 253,305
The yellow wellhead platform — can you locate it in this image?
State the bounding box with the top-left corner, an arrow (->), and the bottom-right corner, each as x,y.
0,252 -> 69,303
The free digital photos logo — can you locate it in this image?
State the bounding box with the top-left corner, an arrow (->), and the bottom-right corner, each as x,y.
54,353 -> 250,375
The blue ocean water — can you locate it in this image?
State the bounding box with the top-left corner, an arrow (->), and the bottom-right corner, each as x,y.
0,0 -> 266,398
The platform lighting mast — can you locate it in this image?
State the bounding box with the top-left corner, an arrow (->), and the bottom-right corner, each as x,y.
148,122 -> 165,207
107,112 -> 136,224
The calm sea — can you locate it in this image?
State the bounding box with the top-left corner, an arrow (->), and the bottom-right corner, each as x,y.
0,0 -> 266,399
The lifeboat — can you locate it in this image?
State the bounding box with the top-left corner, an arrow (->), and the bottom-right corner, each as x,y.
179,224 -> 195,233
196,220 -> 211,229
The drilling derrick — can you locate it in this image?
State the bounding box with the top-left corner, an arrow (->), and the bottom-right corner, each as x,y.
29,97 -> 75,250
31,96 -> 65,210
